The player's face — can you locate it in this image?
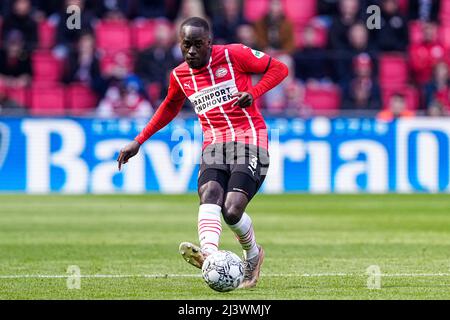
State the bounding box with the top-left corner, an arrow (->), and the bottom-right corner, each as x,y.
180,26 -> 211,69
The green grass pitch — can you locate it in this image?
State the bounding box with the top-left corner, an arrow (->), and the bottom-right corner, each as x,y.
0,194 -> 450,299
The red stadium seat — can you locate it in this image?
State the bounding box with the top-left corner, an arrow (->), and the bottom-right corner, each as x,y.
0,80 -> 5,96
397,0 -> 409,15
132,19 -> 156,50
440,0 -> 450,25
131,19 -> 173,51
294,24 -> 328,49
408,20 -> 438,45
379,54 -> 409,89
32,50 -> 64,82
6,86 -> 29,107
95,19 -> 131,52
409,21 -> 422,45
147,82 -> 162,105
382,86 -> 420,111
243,0 -> 269,22
304,84 -> 341,115
66,83 -> 98,115
38,20 -> 56,49
282,0 -> 316,27
439,25 -> 450,51
99,50 -> 134,76
30,83 -> 66,115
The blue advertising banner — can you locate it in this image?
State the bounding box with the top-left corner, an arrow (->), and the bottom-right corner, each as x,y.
0,117 -> 449,193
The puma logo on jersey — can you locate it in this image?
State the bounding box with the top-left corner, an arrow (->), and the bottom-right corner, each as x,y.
184,82 -> 191,89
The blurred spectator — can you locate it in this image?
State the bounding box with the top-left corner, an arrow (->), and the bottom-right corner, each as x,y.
94,0 -> 132,19
334,22 -> 377,85
328,0 -> 361,50
35,0 -> 63,18
425,61 -> 450,110
375,0 -> 408,52
294,25 -> 330,82
409,22 -> 445,85
377,92 -> 416,120
408,0 -> 441,22
102,51 -> 134,83
254,0 -> 295,54
174,0 -> 208,30
0,30 -> 32,88
236,24 -> 258,48
97,75 -> 153,118
212,0 -> 247,44
97,0 -> 128,21
263,54 -> 303,115
63,32 -> 106,95
318,0 -> 340,16
135,22 -> 179,101
0,79 -> 26,115
2,0 -> 38,50
428,99 -> 449,117
136,0 -> 168,19
343,53 -> 381,110
54,0 -> 97,58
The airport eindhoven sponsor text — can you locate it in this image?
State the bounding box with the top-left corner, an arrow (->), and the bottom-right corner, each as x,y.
188,80 -> 237,115
0,117 -> 449,193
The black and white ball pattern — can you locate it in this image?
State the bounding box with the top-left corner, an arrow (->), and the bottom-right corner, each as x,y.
201,250 -> 244,292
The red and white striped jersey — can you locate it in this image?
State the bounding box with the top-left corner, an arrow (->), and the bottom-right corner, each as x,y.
170,44 -> 271,149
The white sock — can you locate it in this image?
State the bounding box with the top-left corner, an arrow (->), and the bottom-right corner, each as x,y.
228,212 -> 259,259
198,204 -> 222,255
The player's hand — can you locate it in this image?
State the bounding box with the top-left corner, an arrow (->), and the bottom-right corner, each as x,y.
117,140 -> 141,171
231,92 -> 253,108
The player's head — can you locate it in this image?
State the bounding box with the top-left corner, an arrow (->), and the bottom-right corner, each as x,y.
179,17 -> 212,69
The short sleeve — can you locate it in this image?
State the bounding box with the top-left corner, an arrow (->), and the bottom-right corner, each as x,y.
227,44 -> 272,74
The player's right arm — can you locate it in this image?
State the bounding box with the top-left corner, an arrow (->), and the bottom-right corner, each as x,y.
117,72 -> 186,170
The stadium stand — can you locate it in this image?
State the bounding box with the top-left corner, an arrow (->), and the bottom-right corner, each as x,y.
37,20 -> 56,49
379,53 -> 410,90
281,0 -> 316,27
0,0 -> 449,117
303,84 -> 342,115
95,19 -> 132,52
243,0 -> 270,22
30,82 -> 66,116
66,82 -> 99,115
31,50 -> 64,82
6,85 -> 28,107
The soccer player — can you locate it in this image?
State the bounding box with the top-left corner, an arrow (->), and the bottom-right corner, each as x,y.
117,17 -> 288,288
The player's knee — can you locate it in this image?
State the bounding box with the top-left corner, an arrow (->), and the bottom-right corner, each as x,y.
222,198 -> 246,225
199,181 -> 224,206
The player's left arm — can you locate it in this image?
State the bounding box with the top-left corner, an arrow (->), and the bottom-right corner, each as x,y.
229,44 -> 289,107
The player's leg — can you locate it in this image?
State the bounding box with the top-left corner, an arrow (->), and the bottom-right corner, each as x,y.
179,168 -> 227,269
197,172 -> 227,255
222,143 -> 269,288
222,174 -> 265,288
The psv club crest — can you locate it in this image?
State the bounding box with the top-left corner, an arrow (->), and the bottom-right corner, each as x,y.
215,67 -> 228,78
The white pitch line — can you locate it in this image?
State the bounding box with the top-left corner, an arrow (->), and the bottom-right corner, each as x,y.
1,273 -> 450,279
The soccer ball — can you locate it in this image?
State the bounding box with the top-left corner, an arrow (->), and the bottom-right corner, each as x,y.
201,250 -> 244,292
